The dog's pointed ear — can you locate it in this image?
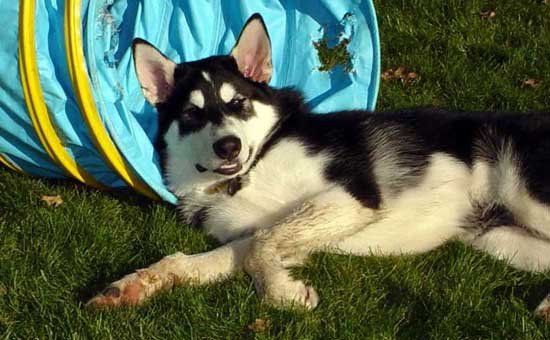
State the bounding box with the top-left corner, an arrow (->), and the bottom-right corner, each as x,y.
230,14 -> 272,83
133,38 -> 176,105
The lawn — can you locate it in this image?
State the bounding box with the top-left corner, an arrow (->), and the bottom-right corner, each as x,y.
2,0 -> 550,339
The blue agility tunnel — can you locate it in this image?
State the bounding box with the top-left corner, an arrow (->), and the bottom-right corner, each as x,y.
0,0 -> 380,204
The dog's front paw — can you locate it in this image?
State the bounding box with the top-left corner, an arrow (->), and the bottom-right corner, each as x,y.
263,278 -> 319,310
86,252 -> 197,309
251,271 -> 319,310
86,268 -> 178,309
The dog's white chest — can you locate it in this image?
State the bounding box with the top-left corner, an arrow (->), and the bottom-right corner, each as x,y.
202,139 -> 332,241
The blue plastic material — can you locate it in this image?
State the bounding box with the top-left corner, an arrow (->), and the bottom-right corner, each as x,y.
0,0 -> 380,204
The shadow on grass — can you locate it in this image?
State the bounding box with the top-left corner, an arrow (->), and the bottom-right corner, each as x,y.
44,176 -> 169,210
492,280 -> 550,311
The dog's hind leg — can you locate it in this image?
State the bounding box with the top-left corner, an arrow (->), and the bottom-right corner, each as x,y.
468,226 -> 550,272
468,226 -> 550,321
243,187 -> 377,309
86,237 -> 251,309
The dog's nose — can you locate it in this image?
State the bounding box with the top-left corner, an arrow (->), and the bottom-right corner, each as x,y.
213,136 -> 241,160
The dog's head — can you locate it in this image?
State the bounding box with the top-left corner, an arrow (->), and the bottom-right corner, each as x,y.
133,14 -> 284,196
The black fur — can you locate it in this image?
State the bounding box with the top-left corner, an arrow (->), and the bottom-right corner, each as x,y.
463,202 -> 518,234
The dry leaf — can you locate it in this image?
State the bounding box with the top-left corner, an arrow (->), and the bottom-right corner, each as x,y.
544,0 -> 550,4
394,66 -> 408,77
523,78 -> 541,88
248,318 -> 270,332
480,10 -> 496,19
381,66 -> 418,85
381,69 -> 394,81
0,284 -> 6,296
41,195 -> 63,207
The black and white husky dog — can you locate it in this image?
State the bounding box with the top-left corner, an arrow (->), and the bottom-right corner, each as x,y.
88,14 -> 550,318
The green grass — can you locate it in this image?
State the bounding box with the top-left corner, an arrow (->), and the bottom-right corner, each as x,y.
2,0 -> 550,338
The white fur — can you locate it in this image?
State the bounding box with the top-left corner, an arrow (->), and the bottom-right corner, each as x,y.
163,122 -> 220,196
334,153 -> 472,255
469,160 -> 494,203
189,90 -> 205,109
242,101 -> 280,152
219,83 -> 237,103
201,71 -> 212,83
189,138 -> 332,242
470,226 -> 550,272
496,150 -> 550,239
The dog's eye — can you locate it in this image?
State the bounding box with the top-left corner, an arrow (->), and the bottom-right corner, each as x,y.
227,97 -> 246,112
181,106 -> 200,121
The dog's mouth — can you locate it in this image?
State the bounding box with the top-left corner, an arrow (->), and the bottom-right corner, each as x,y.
195,147 -> 254,177
213,160 -> 243,176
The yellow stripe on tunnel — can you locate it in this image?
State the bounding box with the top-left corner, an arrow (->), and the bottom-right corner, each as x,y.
19,0 -> 104,188
0,153 -> 22,173
64,0 -> 160,200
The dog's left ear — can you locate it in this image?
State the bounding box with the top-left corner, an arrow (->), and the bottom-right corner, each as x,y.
230,14 -> 272,83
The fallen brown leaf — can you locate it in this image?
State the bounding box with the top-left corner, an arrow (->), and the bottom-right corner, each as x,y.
480,10 -> 496,20
381,69 -> 394,81
393,66 -> 407,77
381,66 -> 418,85
41,195 -> 63,207
248,318 -> 270,332
407,71 -> 418,80
523,78 -> 541,88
